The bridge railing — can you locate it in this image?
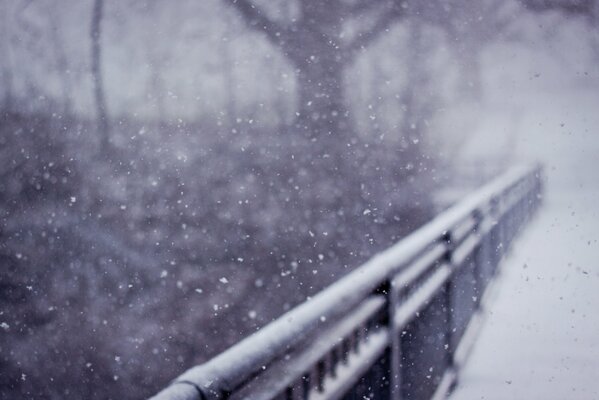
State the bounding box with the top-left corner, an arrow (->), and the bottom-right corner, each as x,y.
151,164 -> 543,400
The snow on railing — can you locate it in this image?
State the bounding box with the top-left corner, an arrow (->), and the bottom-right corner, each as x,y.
150,164 -> 543,400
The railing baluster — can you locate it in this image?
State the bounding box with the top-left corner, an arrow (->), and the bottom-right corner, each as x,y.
302,374 -> 310,400
443,230 -> 456,371
316,359 -> 326,392
390,273 -> 403,400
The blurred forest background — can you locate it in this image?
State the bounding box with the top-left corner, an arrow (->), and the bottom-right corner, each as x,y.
0,0 -> 598,399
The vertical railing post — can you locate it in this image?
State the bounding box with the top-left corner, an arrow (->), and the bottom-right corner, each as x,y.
389,279 -> 403,400
471,209 -> 484,309
528,176 -> 536,219
497,194 -> 507,267
488,197 -> 500,275
442,231 -> 456,372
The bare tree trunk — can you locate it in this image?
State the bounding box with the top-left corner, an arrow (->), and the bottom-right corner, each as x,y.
219,36 -> 237,130
294,55 -> 348,139
272,57 -> 290,130
91,0 -> 110,150
0,3 -> 14,112
147,49 -> 166,125
49,6 -> 72,116
227,0 -> 403,141
400,19 -> 425,146
0,63 -> 14,112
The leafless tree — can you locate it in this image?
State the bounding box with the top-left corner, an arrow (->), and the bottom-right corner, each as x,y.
48,5 -> 73,116
91,0 -> 110,150
226,0 -> 407,141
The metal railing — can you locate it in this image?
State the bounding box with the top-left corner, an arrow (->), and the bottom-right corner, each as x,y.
151,164 -> 543,400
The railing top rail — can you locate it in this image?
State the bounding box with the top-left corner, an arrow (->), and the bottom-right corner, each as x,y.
151,163 -> 542,400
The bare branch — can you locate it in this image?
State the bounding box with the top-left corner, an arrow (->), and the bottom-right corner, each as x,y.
228,0 -> 288,47
344,3 -> 405,61
345,0 -> 390,14
520,0 -> 594,16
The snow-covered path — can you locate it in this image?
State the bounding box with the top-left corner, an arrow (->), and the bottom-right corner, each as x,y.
449,47 -> 599,398
450,188 -> 599,399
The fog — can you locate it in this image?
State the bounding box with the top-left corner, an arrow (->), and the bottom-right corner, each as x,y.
1,1 -> 598,399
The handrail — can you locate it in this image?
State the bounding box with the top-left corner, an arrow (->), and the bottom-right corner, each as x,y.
151,164 -> 543,400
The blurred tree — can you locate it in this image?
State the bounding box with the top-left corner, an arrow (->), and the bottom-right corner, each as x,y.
226,0 -> 407,140
397,19 -> 431,145
91,0 -> 110,150
47,4 -> 73,116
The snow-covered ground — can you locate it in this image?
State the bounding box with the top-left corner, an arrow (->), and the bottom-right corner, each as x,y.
449,34 -> 599,399
450,189 -> 599,399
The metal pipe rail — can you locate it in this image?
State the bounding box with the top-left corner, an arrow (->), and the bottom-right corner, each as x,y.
151,164 -> 543,400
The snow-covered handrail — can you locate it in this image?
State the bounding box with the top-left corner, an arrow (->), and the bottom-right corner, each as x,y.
151,164 -> 543,400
